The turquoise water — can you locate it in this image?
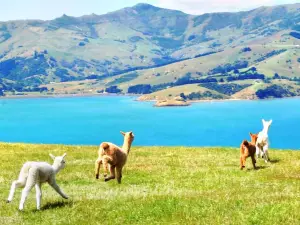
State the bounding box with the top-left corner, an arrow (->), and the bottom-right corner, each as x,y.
0,96 -> 299,149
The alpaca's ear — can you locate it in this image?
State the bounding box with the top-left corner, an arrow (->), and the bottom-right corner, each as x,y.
120,131 -> 125,136
262,119 -> 266,124
129,131 -> 133,135
249,132 -> 253,137
49,154 -> 55,160
62,153 -> 67,158
269,120 -> 273,125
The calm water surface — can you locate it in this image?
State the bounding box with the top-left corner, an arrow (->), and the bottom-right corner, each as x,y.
0,96 -> 299,149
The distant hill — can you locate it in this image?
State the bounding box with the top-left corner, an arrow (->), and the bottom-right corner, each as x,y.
0,3 -> 300,100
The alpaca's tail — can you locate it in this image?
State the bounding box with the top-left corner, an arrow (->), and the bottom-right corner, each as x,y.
242,140 -> 249,146
17,162 -> 32,182
240,140 -> 249,154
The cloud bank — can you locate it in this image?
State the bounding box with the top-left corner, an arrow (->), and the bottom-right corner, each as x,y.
155,0 -> 299,15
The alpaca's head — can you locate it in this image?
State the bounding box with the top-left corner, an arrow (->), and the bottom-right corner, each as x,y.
249,133 -> 258,144
120,131 -> 135,143
50,153 -> 67,170
262,119 -> 272,132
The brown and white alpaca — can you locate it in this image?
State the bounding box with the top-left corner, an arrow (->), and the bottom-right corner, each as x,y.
240,133 -> 258,170
256,119 -> 272,163
95,131 -> 135,184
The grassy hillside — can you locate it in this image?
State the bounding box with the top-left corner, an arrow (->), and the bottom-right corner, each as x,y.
0,3 -> 300,98
137,84 -> 229,101
0,143 -> 299,224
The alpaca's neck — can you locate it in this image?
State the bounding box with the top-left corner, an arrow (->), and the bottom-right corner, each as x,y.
122,138 -> 132,155
262,126 -> 269,134
52,165 -> 62,174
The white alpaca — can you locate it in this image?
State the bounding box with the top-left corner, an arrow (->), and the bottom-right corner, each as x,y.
7,153 -> 68,211
256,119 -> 272,163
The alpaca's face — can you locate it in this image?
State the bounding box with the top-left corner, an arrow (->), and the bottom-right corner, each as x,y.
120,131 -> 135,141
50,153 -> 67,169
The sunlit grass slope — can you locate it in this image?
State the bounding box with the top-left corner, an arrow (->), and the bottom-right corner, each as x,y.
0,143 -> 299,224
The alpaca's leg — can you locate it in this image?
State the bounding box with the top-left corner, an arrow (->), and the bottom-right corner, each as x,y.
251,155 -> 256,169
102,155 -> 115,181
260,147 -> 264,158
240,156 -> 244,170
19,167 -> 38,210
95,157 -> 102,179
263,145 -> 269,163
35,183 -> 42,210
105,165 -> 116,182
266,150 -> 270,161
102,160 -> 109,178
255,145 -> 260,159
19,181 -> 35,210
116,166 -> 123,184
48,176 -> 68,199
241,155 -> 247,169
7,179 -> 26,203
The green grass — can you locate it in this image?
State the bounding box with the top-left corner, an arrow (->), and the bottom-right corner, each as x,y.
0,143 -> 300,224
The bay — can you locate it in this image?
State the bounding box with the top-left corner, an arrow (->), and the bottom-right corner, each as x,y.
0,96 -> 299,149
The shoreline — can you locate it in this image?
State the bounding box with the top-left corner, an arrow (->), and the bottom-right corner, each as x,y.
0,141 -> 298,150
137,95 -> 300,105
0,93 -> 141,100
1,93 -> 300,105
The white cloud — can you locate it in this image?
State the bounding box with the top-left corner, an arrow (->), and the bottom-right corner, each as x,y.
155,0 -> 299,15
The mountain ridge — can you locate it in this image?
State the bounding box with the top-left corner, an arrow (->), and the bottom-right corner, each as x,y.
2,2 -> 300,22
0,3 -> 299,100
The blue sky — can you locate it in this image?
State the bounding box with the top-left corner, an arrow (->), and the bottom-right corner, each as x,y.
0,0 -> 298,21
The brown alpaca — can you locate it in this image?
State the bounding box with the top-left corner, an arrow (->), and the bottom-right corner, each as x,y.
240,133 -> 258,170
95,131 -> 135,184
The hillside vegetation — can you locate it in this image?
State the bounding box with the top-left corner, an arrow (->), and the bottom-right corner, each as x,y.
0,143 -> 299,224
0,3 -> 300,100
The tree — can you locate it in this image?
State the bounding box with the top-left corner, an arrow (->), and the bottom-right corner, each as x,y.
128,84 -> 151,94
105,86 -> 122,93
180,93 -> 186,99
273,73 -> 280,79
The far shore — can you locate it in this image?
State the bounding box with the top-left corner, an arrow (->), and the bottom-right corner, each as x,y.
1,92 -> 300,106
0,92 -> 141,100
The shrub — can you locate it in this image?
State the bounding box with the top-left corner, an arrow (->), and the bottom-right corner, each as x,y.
180,93 -> 186,99
128,84 -> 151,94
256,85 -> 295,99
175,73 -> 192,85
273,73 -> 281,79
106,72 -> 138,86
208,61 -> 248,75
188,35 -> 196,41
105,86 -> 122,93
254,49 -> 287,63
289,32 -> 300,39
194,51 -> 219,58
199,83 -> 251,95
184,91 -> 224,100
240,47 -> 252,53
227,73 -> 265,81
